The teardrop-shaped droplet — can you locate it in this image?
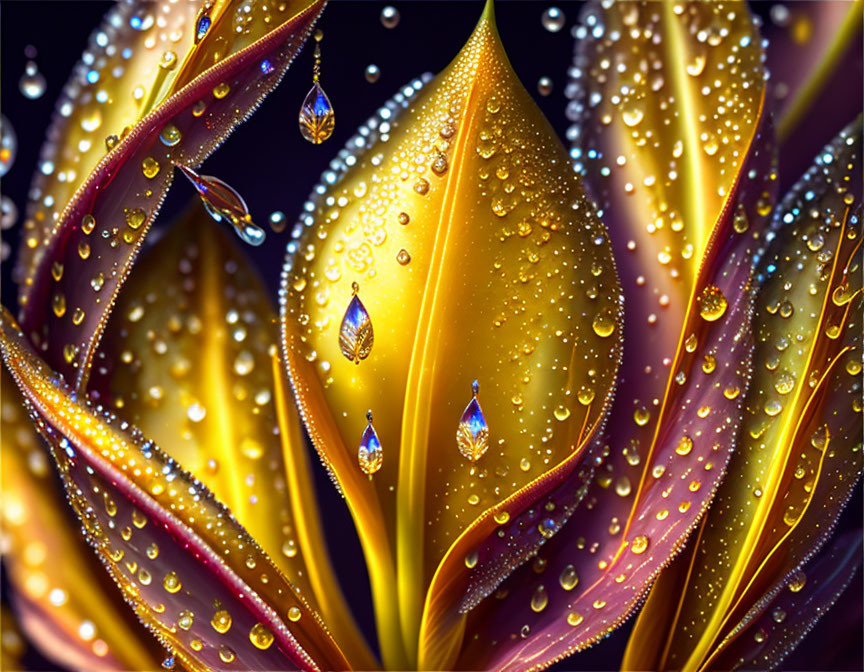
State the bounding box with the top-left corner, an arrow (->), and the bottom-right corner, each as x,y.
339,283 -> 374,363
19,61 -> 46,100
177,165 -> 265,246
298,83 -> 335,145
358,412 -> 383,475
457,380 -> 490,462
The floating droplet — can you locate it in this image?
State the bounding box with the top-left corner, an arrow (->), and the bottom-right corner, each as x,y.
269,211 -> 287,233
697,285 -> 728,321
457,380 -> 489,462
339,283 -> 374,363
1,196 -> 18,230
358,410 -> 383,476
0,115 -> 17,177
365,64 -> 380,83
541,6 -> 565,32
19,61 -> 46,99
299,83 -> 335,144
537,77 -> 553,96
380,5 -> 400,28
177,165 -> 265,246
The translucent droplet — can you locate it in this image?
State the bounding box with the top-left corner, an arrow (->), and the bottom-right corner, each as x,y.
675,435 -> 693,456
299,83 -> 335,144
592,308 -> 617,338
269,211 -> 287,233
159,125 -> 182,147
194,6 -> 212,43
177,165 -> 265,246
380,5 -> 400,28
530,585 -> 548,613
19,62 -> 46,99
697,285 -> 728,321
249,623 -> 274,650
788,571 -> 806,592
457,380 -> 489,462
541,6 -> 565,32
537,77 -> 553,96
365,64 -> 380,83
567,612 -> 584,627
1,196 -> 18,230
339,283 -> 374,363
358,411 -> 383,475
559,565 -> 578,591
211,610 -> 232,634
396,248 -> 411,265
163,571 -> 181,593
630,535 -> 649,554
0,115 -> 17,178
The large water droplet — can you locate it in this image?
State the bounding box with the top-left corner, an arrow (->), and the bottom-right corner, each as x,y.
457,380 -> 489,462
177,165 -> 265,246
697,285 -> 728,321
19,61 -> 46,99
339,283 -> 374,363
358,411 -> 383,475
299,83 -> 335,144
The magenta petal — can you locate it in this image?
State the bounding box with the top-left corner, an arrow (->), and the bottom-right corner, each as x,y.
17,1 -> 324,390
710,531 -> 862,671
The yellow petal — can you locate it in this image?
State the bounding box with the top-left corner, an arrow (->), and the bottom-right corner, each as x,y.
89,211 -> 373,669
280,1 -> 622,664
625,119 -> 862,672
1,371 -> 161,671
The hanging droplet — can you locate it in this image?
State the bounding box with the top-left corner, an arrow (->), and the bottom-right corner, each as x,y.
0,115 -> 17,178
177,165 -> 265,246
365,64 -> 381,83
537,76 -> 553,96
299,83 -> 335,144
19,61 -> 46,99
339,282 -> 374,363
358,410 -> 383,476
269,211 -> 287,233
380,5 -> 400,28
299,30 -> 334,144
457,380 -> 490,462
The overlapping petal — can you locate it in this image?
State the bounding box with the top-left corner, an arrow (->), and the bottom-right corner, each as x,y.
623,118 -> 863,672
1,372 -> 161,671
279,2 -> 622,666
17,0 -> 325,390
0,309 -> 351,672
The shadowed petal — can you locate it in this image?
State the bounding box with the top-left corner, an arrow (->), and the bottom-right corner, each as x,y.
624,118 -> 863,672
280,3 -> 622,666
0,310 -> 351,672
1,371 -> 161,671
17,0 -> 325,390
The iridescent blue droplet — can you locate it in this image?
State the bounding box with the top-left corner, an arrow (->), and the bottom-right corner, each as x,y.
457,380 -> 489,462
195,15 -> 211,42
358,412 -> 382,475
339,284 -> 373,362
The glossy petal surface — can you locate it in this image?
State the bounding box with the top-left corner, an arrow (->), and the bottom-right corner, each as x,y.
624,119 -> 863,672
0,310 -> 351,672
280,4 -> 622,665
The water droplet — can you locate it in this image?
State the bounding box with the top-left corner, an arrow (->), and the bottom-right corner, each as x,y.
530,585 -> 548,613
287,606 -> 302,622
494,510 -> 510,525
630,535 -> 649,554
19,61 -> 46,99
211,610 -> 232,634
218,646 -> 235,663
299,83 -> 335,144
142,157 -> 160,179
364,64 -> 380,83
396,248 -> 411,265
541,6 -> 565,32
697,285 -> 728,321
163,571 -> 181,593
213,82 -> 230,99
380,5 -> 400,28
559,565 -> 578,591
592,308 -> 616,338
675,435 -> 693,456
788,571 -> 806,592
339,283 -> 374,363
457,381 -> 489,462
358,411 -> 383,475
177,165 -> 265,246
537,77 -> 553,96
159,125 -> 182,147
567,612 -> 583,627
249,623 -> 274,650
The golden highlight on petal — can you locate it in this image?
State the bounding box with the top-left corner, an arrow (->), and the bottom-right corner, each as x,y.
280,1 -> 621,665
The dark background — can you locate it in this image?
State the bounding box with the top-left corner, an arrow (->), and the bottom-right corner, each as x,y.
1,2 -> 861,671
